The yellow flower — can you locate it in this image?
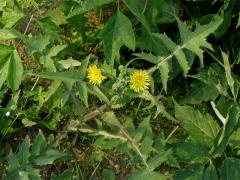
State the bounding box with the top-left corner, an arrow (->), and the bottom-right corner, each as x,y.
130,70 -> 150,92
87,65 -> 106,85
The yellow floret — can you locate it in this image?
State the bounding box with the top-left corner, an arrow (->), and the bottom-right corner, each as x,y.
87,65 -> 106,85
130,70 -> 150,92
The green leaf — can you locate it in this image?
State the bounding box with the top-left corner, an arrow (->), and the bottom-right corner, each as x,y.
140,136 -> 153,158
214,0 -> 234,38
175,103 -> 220,146
89,86 -> 110,104
26,70 -> 84,82
77,82 -> 88,107
203,162 -> 218,180
0,49 -> 23,91
174,164 -> 204,180
133,53 -> 159,64
103,169 -> 115,180
129,169 -> 166,180
34,149 -> 66,165
183,81 -> 219,104
147,150 -> 172,171
220,158 -> 240,180
123,0 -> 151,33
213,104 -> 240,154
7,50 -> 23,91
56,58 -> 81,69
31,130 -> 47,157
153,33 -> 190,76
176,16 -> 222,66
68,0 -> 113,17
0,4 -> 24,28
156,0 -> 180,24
159,61 -> 169,92
222,51 -> 235,99
99,11 -> 135,66
0,29 -> 18,40
173,142 -> 208,163
229,128 -> 240,148
18,138 -> 31,165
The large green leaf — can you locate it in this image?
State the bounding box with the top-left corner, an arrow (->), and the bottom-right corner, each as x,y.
0,3 -> 24,28
220,158 -> 240,180
175,103 -> 220,146
18,138 -> 31,165
183,81 -> 219,104
34,149 -> 66,165
172,142 -> 208,163
176,16 -> 222,66
7,50 -> 24,91
173,164 -> 204,180
31,131 -> 47,157
203,162 -> 218,180
0,48 -> 23,91
99,11 -> 135,66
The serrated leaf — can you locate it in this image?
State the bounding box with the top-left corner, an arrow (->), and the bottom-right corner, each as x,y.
220,158 -> 240,180
34,149 -> 65,165
6,50 -> 23,91
31,131 -> 47,157
159,61 -> 169,92
203,162 -> 218,180
183,81 -> 219,104
174,164 -> 204,180
99,11 -> 135,66
153,33 -> 190,76
0,46 -> 23,91
177,16 -> 222,66
175,103 -> 220,146
140,137 -> 153,158
173,142 -> 208,163
0,5 -> 24,28
147,150 -> 171,171
18,138 -> 31,165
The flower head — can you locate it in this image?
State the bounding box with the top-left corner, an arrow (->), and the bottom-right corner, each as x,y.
130,70 -> 150,92
87,65 -> 106,85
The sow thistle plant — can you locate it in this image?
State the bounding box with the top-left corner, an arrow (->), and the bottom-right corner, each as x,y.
1,0 -> 240,179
